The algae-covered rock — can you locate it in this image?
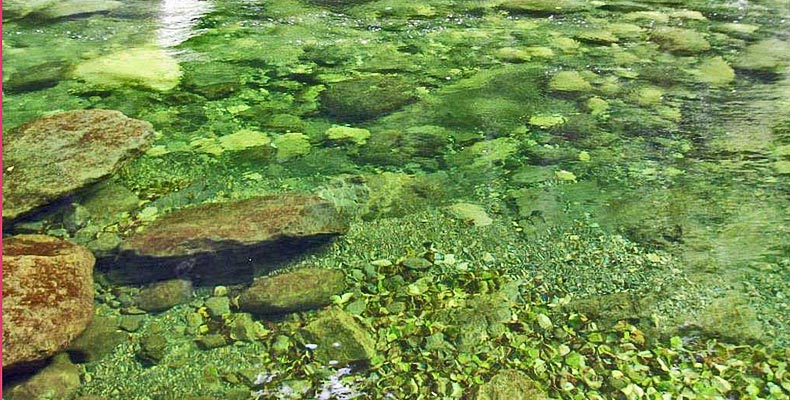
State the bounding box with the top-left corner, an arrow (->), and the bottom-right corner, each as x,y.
325,126 -> 371,145
320,74 -> 416,122
575,29 -> 619,45
733,39 -> 790,74
493,47 -> 532,63
6,354 -> 82,400
67,315 -> 126,363
694,57 -> 735,86
218,129 -> 271,151
73,48 -> 182,91
272,132 -> 312,162
238,268 -> 345,314
476,369 -> 548,400
302,308 -> 376,365
2,0 -> 59,19
447,137 -> 520,168
34,0 -> 121,19
549,70 -> 593,93
135,279 -> 193,312
447,203 -> 493,227
650,27 -> 710,54
430,66 -> 553,135
3,110 -> 154,220
498,0 -> 590,14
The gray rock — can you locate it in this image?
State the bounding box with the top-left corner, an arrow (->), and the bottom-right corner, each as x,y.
239,268 -> 345,314
2,110 -> 154,220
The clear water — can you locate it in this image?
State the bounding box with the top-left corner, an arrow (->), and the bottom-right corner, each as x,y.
3,0 -> 789,398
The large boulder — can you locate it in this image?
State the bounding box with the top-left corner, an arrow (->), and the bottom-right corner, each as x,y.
2,235 -> 95,371
239,268 -> 346,314
2,110 -> 154,220
110,194 -> 349,283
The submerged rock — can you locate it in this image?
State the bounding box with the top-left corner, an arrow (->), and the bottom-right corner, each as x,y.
2,110 -> 154,220
34,0 -> 121,19
111,194 -> 349,283
6,354 -> 82,400
650,27 -> 710,54
73,48 -> 182,91
302,308 -> 376,365
239,268 -> 345,314
2,235 -> 95,370
476,369 -> 548,400
135,279 -> 194,312
320,74 -> 416,122
498,0 -> 590,14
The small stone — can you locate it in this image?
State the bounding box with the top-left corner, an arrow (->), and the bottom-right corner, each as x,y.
476,369 -> 548,400
213,286 -> 229,297
67,316 -> 126,363
204,296 -> 231,317
196,334 -> 228,350
119,315 -> 147,332
229,313 -> 269,342
371,259 -> 393,267
138,333 -> 168,365
402,256 -> 433,270
650,27 -> 710,54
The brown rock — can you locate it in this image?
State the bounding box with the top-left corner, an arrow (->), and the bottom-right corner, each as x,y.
109,194 -> 349,284
2,235 -> 95,370
2,109 -> 154,220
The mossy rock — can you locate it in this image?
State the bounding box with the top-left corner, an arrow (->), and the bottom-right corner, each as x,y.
650,27 -> 710,54
238,268 -> 345,314
497,0 -> 590,15
302,308 -> 376,365
431,66 -> 552,135
181,61 -> 245,99
320,74 -> 416,122
476,369 -> 548,400
548,70 -> 593,93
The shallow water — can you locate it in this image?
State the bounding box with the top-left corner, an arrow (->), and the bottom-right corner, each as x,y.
3,0 -> 790,398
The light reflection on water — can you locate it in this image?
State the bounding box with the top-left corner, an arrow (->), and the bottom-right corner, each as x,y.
156,0 -> 214,48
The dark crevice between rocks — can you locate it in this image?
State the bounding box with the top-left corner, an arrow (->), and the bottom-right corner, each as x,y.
97,235 -> 340,286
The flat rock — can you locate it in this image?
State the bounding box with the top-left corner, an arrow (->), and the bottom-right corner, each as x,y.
239,268 -> 345,314
73,48 -> 182,91
302,308 -> 376,365
2,235 -> 95,371
2,110 -> 154,220
111,194 -> 349,283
